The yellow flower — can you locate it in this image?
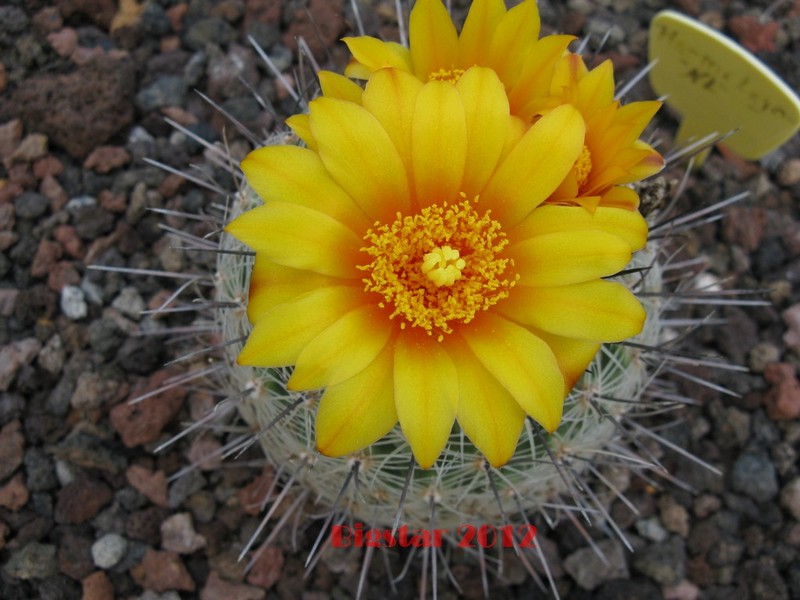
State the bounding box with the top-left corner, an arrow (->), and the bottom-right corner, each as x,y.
227,67 -> 647,469
340,0 -> 664,211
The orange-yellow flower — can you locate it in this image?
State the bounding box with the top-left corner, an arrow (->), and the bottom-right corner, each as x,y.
227,67 -> 647,469
341,0 -> 664,211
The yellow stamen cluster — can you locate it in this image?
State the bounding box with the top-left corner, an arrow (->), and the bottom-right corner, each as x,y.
428,67 -> 466,84
574,145 -> 593,189
361,196 -> 517,341
422,245 -> 465,287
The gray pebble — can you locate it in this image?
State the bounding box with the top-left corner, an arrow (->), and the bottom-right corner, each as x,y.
183,17 -> 235,50
564,539 -> 629,590
135,76 -> 189,112
37,334 -> 65,375
60,285 -> 87,320
24,447 -> 57,492
65,195 -> 97,215
780,477 -> 800,520
91,533 -> 128,569
112,286 -> 145,320
632,535 -> 685,586
748,341 -> 781,372
635,516 -> 669,543
2,542 -> 58,580
14,192 -> 49,220
168,469 -> 207,510
731,451 -> 779,503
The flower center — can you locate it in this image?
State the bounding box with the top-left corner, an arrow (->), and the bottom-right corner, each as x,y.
422,245 -> 465,287
360,196 -> 517,341
574,145 -> 593,189
428,67 -> 465,84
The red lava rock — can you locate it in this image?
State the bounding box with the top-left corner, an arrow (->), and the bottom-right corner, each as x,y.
33,155 -> 64,179
81,571 -> 114,600
237,466 -> 275,516
131,549 -> 196,593
1,54 -> 135,159
728,15 -> 780,53
763,363 -> 800,420
53,225 -> 84,259
0,338 -> 41,392
0,288 -> 19,317
32,7 -> 64,35
158,173 -> 187,198
161,106 -> 198,127
0,203 -> 15,230
47,260 -> 81,292
187,435 -> 222,471
283,0 -> 346,59
0,119 -> 23,162
166,3 -> 189,31
0,420 -> 24,480
8,163 -> 36,188
0,473 -> 29,511
246,546 -> 284,590
161,512 -> 206,554
244,0 -> 282,27
0,181 -> 23,204
83,145 -> 131,173
202,571 -> 266,600
31,239 -> 64,278
724,206 -> 768,252
110,369 -> 187,447
55,477 -> 113,524
675,0 -> 701,16
126,464 -> 169,508
59,530 -> 95,580
98,189 -> 127,213
56,0 -> 116,29
47,28 -> 78,58
40,175 -> 69,211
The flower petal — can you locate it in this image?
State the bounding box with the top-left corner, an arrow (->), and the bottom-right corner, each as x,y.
461,313 -> 564,432
362,68 -> 424,183
342,37 -> 413,77
458,0 -> 507,67
237,285 -> 363,367
510,230 -> 632,286
285,114 -> 316,150
309,96 -> 411,222
455,67 -> 509,198
225,201 -> 362,279
289,304 -> 393,390
508,34 -> 574,115
316,344 -> 397,457
247,256 -> 338,324
597,186 -> 641,211
241,145 -> 370,232
529,327 -> 601,391
575,60 -> 615,116
510,204 -> 648,250
318,70 -> 364,104
486,0 -> 540,84
409,0 -> 458,79
482,104 -> 585,225
498,280 -> 646,341
411,80 -> 466,207
447,342 -> 525,467
394,332 -> 458,468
